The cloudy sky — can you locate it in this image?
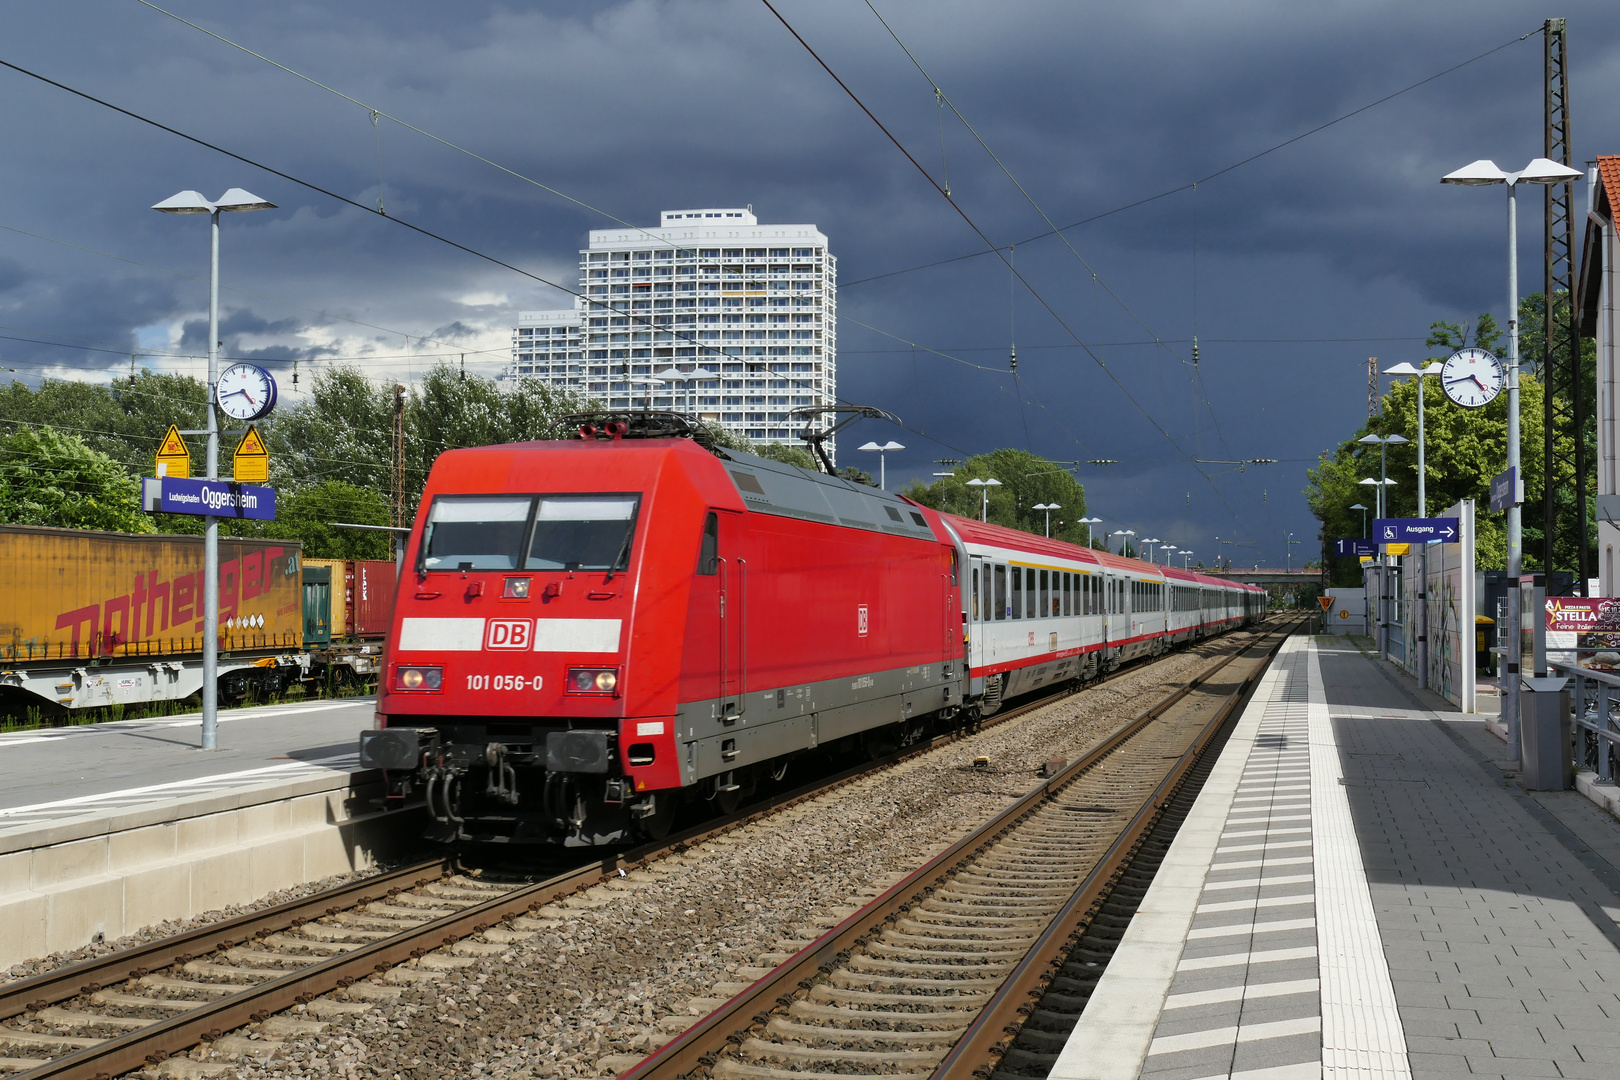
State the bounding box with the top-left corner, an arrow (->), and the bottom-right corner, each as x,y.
3,1 -> 1618,566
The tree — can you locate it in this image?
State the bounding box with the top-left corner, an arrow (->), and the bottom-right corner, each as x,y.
901,449 -> 1088,541
252,480 -> 392,559
753,442 -> 820,471
0,425 -> 154,533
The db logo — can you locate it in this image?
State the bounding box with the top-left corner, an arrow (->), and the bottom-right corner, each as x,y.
857,604 -> 869,637
485,619 -> 532,650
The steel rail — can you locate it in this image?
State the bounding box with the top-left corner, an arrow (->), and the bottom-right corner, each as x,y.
620,619 -> 1295,1080
2,621 -> 1268,1079
929,621 -> 1297,1079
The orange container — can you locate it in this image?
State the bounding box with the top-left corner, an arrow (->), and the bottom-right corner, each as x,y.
0,524 -> 303,661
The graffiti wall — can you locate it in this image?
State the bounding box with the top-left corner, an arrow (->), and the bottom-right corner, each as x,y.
1398,499 -> 1475,712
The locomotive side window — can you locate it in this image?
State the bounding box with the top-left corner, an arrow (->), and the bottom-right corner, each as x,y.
697,512 -> 719,575
994,564 -> 1007,620
421,496 -> 533,571
526,495 -> 640,572
1010,567 -> 1022,620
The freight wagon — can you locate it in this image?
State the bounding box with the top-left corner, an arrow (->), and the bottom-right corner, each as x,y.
302,558 -> 396,684
0,527 -> 401,717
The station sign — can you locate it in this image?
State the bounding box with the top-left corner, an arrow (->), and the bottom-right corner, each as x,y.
1373,517 -> 1459,544
142,477 -> 276,521
1335,539 -> 1378,557
1490,466 -> 1521,513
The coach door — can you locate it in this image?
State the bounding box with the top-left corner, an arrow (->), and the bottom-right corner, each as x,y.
969,556 -> 989,672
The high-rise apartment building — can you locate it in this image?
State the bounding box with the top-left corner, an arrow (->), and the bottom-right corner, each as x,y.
507,207 -> 837,458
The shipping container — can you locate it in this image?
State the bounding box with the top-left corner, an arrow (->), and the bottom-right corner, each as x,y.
0,524 -> 304,712
348,560 -> 396,639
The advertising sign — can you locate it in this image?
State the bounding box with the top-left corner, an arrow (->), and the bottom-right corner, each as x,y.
1374,517 -> 1460,543
1544,597 -> 1620,673
144,477 -> 276,521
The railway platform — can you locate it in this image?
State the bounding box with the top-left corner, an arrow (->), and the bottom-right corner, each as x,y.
0,697 -> 417,971
1055,634 -> 1620,1080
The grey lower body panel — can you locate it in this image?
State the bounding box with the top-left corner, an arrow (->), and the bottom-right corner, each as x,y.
673,661 -> 960,786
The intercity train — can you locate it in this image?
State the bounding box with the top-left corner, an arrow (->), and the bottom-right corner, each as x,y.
358,421 -> 1265,847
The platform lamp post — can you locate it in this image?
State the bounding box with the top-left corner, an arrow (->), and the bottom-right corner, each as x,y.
1358,434 -> 1408,519
1350,503 -> 1369,537
153,187 -> 276,752
966,478 -> 1001,521
1078,516 -> 1102,548
1161,545 -> 1178,566
1180,550 -> 1194,570
1033,503 -> 1060,537
1358,477 -> 1396,520
1382,362 -> 1444,518
1286,532 -> 1301,572
1116,529 -> 1136,557
859,441 -> 904,490
1142,537 -> 1162,563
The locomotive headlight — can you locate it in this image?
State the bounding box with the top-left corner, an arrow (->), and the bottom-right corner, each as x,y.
394,665 -> 443,691
502,576 -> 531,599
568,667 -> 620,695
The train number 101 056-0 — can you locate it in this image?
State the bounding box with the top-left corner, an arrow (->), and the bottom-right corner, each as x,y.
465,674 -> 540,691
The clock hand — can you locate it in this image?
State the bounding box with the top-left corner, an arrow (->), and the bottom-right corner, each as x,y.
1472,376 -> 1488,392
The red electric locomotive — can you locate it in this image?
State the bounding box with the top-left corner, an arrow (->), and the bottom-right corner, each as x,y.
358,422 -> 1264,846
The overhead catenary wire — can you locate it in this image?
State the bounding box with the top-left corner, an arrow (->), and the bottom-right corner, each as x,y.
838,25 -> 1544,291
757,0 -> 1245,533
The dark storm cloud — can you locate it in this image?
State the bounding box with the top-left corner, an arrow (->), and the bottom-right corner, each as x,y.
0,0 -> 1615,564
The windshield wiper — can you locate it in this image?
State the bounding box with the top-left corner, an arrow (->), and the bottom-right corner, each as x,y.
603,527 -> 633,582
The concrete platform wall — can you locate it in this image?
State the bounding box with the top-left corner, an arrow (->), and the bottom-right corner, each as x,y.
0,773 -> 421,970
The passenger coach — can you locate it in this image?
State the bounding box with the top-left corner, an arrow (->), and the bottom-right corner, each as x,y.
358,425 -> 1264,847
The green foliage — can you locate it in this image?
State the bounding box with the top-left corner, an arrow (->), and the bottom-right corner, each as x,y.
0,370 -> 209,477
752,441 -> 820,471
253,480 -> 392,559
901,449 -> 1088,541
1306,295 -> 1595,586
0,425 -> 154,533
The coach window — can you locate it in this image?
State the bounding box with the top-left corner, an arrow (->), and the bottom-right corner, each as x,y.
1062,573 -> 1072,617
697,512 -> 719,575
1027,572 -> 1037,618
994,564 -> 1008,620
1039,570 -> 1049,618
1011,567 -> 1023,619
971,567 -> 980,621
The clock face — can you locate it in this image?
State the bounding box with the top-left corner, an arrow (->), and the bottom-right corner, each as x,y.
1440,348 -> 1504,409
215,363 -> 277,421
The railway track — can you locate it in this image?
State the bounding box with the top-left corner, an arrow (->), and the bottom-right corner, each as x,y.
623,618 -> 1298,1080
0,624 -> 1275,1079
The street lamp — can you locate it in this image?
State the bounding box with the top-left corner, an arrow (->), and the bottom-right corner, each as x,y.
1180,550 -> 1194,569
629,375 -> 662,410
1358,433 -> 1408,520
1383,362 -> 1444,517
1142,537 -> 1161,563
1442,157 -> 1582,596
1357,478 -> 1397,519
965,478 -> 1001,521
1350,503 -> 1368,538
858,441 -> 904,490
1116,529 -> 1136,557
1286,532 -> 1301,572
1033,502 -> 1060,537
153,187 -> 277,751
1078,516 -> 1102,548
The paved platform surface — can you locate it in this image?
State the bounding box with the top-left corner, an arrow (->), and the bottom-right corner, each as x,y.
0,697 -> 374,834
1054,634 -> 1620,1080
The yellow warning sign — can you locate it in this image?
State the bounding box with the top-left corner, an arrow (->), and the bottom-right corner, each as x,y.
1385,543 -> 1411,556
1318,596 -> 1335,611
232,424 -> 269,483
155,424 -> 190,478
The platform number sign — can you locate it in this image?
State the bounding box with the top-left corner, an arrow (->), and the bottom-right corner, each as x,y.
858,604 -> 869,638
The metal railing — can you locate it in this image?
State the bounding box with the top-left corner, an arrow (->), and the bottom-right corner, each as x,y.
1548,660 -> 1620,781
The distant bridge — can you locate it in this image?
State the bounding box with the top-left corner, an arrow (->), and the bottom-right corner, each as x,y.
1195,567 -> 1325,587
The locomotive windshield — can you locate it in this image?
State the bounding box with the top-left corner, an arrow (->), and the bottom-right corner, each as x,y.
526,495 -> 639,572
419,494 -> 640,572
421,496 -> 532,570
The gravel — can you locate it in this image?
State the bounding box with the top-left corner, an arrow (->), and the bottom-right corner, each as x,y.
181,640 -> 1237,1080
